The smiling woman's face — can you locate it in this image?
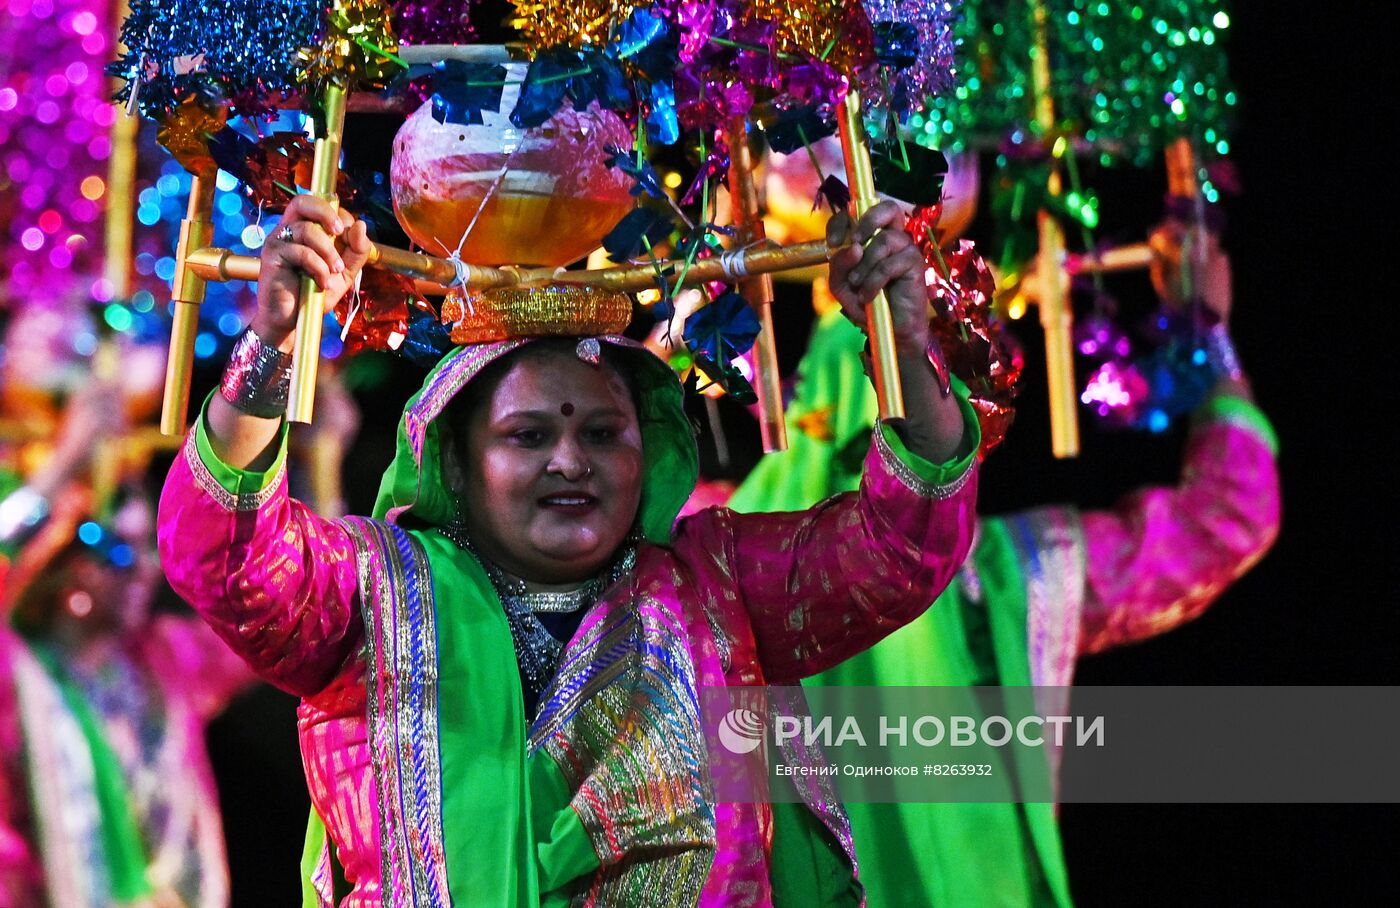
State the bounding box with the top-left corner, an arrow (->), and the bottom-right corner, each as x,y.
448,347 -> 644,586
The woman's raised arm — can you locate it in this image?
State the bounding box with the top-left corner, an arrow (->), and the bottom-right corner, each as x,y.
159,195 -> 371,697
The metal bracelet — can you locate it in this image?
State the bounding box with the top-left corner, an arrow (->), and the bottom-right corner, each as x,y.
1205,324 -> 1244,382
220,329 -> 293,418
0,484 -> 50,548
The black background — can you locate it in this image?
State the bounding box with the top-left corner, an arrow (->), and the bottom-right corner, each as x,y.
192,2 -> 1399,904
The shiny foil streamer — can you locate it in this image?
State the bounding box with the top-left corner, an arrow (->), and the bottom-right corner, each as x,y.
111,0 -> 320,118
155,95 -> 229,177
509,0 -> 644,49
909,210 -> 1024,456
390,0 -> 477,45
915,0 -> 1237,166
333,269 -> 430,356
297,0 -> 403,91
745,0 -> 875,75
859,0 -> 959,114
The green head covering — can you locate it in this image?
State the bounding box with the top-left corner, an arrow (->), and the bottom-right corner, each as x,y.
371,335 -> 699,545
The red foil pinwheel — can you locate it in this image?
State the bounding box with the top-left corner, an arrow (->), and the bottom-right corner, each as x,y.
909,204 -> 1024,456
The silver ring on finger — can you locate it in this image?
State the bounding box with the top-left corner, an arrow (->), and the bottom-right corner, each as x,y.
277,224 -> 295,243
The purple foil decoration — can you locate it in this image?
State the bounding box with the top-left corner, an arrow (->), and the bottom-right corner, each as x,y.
1081,359 -> 1149,425
667,0 -> 853,137
1074,312 -> 1132,360
677,1 -> 716,62
859,0 -> 959,115
391,0 -> 476,45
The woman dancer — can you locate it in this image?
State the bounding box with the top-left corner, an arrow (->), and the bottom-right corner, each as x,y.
158,195 -> 981,905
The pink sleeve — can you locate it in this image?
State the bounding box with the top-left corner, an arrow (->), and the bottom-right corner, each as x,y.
1078,415 -> 1281,654
157,433 -> 364,698
680,426 -> 979,682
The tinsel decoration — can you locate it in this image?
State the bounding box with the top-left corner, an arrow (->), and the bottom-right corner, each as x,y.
391,0 -> 477,45
155,95 -> 229,178
602,206 -> 677,263
859,0 -> 959,116
509,0 -> 643,49
209,128 -> 315,211
297,0 -> 404,91
1079,307 -> 1219,432
870,141 -> 949,207
683,289 -> 760,365
399,305 -> 455,367
1080,358 -> 1149,425
746,0 -> 875,76
1074,311 -> 1131,360
916,0 -> 1237,168
110,0 -> 320,119
908,205 -> 1023,455
333,268 -> 431,356
430,61 -> 507,125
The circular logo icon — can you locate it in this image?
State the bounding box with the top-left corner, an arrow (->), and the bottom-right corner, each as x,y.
717,708 -> 765,754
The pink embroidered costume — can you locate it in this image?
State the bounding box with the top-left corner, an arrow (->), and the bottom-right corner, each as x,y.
157,337 -> 981,906
0,483 -> 255,908
728,311 -> 1282,907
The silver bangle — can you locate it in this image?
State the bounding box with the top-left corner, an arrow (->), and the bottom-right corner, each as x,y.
1205,324 -> 1244,382
220,329 -> 293,418
0,485 -> 49,548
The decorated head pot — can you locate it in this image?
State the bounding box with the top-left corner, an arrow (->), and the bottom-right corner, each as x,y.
390,46 -> 637,268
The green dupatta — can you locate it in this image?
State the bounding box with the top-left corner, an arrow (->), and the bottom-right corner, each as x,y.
729,312 -> 1074,908
303,338 -> 699,906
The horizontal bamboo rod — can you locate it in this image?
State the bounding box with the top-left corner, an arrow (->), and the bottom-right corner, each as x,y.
182,238 -> 839,294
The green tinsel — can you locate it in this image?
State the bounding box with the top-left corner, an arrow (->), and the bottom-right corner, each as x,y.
910,0 -> 1237,169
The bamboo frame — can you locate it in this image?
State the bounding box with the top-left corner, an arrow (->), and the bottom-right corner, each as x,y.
1030,0 -> 1080,458
725,116 -> 787,452
159,174 -> 214,435
183,238 -> 840,293
836,89 -> 905,420
286,82 -> 349,424
158,41 -> 856,430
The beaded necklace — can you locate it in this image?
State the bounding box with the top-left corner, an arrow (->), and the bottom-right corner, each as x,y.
438,526 -> 636,711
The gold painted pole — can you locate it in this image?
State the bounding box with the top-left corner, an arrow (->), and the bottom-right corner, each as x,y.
725,117 -> 786,452
1068,242 -> 1153,275
1159,137 -> 1203,302
185,239 -> 840,294
104,0 -> 136,298
104,124 -> 137,297
1165,136 -> 1198,199
836,89 -> 904,420
95,19 -> 138,511
160,174 -> 215,435
286,82 -> 348,424
1036,210 -> 1077,456
1030,0 -> 1079,458
184,247 -> 264,283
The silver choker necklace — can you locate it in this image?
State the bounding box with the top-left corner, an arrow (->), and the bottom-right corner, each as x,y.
439,525 -> 637,712
438,525 -> 636,614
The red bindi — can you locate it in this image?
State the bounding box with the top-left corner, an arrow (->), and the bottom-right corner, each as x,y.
560,402 -> 575,416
